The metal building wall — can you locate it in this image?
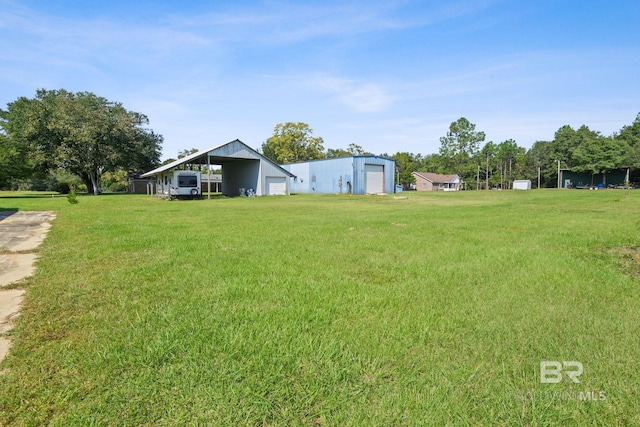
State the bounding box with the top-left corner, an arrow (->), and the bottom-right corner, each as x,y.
282,158 -> 352,194
284,162 -> 311,193
259,161 -> 291,195
352,156 -> 396,194
282,156 -> 395,194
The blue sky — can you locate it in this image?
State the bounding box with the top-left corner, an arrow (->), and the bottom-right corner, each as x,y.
1,0 -> 639,160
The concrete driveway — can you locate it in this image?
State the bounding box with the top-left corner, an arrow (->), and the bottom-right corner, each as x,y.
0,210 -> 56,362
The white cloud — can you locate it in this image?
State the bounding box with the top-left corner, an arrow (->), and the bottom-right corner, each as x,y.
0,1 -> 213,65
340,83 -> 393,113
160,1 -> 488,46
309,76 -> 392,113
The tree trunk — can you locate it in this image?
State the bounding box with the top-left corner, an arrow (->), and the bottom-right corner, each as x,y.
80,172 -> 94,195
90,170 -> 102,195
485,156 -> 489,190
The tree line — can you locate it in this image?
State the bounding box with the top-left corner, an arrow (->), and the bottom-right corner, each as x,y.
262,116 -> 640,189
415,115 -> 640,189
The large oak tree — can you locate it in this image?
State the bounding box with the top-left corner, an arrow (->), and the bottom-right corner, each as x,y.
261,122 -> 325,164
0,89 -> 162,194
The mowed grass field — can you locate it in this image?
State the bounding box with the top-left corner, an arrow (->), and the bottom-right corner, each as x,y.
0,190 -> 639,425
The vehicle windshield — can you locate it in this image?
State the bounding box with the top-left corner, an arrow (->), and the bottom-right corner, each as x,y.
178,175 -> 198,187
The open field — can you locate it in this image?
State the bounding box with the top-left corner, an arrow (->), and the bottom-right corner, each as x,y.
0,190 -> 638,425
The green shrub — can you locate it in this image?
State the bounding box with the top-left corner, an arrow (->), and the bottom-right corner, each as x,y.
66,186 -> 79,204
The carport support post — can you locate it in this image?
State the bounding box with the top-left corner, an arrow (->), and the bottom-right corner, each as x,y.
207,154 -> 211,199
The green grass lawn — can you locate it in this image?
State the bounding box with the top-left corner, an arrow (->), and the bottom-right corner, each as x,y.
0,190 -> 638,425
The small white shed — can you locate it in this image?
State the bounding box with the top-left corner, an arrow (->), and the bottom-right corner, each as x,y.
513,180 -> 532,190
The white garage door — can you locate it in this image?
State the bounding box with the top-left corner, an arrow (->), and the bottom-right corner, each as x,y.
266,177 -> 286,195
364,164 -> 384,194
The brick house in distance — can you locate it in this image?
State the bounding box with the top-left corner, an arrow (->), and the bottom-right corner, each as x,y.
412,172 -> 461,191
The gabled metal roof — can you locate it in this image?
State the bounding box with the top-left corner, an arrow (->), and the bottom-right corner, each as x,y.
141,139 -> 294,178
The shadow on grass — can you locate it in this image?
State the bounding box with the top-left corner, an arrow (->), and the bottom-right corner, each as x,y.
0,192 -> 60,199
0,191 -> 141,199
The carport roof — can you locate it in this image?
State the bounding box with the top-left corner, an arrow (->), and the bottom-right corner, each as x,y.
141,139 -> 294,178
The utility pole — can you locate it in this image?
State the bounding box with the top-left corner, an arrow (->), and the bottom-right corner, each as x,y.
557,160 -> 561,188
485,154 -> 489,190
509,158 -> 512,190
537,165 -> 541,189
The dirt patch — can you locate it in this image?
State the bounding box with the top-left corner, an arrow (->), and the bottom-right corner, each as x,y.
611,246 -> 640,277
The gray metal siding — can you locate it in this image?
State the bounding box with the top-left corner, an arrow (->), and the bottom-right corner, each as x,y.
282,156 -> 394,194
352,156 -> 395,194
259,161 -> 291,195
282,158 -> 353,194
282,163 -> 311,193
207,141 -> 260,160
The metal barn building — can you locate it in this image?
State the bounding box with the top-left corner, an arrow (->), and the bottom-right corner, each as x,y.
559,168 -> 630,189
281,156 -> 396,194
141,139 -> 294,197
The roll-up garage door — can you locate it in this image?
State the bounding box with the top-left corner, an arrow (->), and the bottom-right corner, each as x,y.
266,177 -> 286,195
364,164 -> 384,194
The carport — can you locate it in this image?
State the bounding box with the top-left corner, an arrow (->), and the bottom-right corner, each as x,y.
141,139 -> 294,197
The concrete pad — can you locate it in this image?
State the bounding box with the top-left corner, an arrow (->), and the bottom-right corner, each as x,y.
0,211 -> 56,252
0,289 -> 25,333
0,253 -> 38,287
0,211 -> 56,365
0,289 -> 25,362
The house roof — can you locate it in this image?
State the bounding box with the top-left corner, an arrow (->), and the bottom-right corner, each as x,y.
412,172 -> 460,183
141,139 -> 294,178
